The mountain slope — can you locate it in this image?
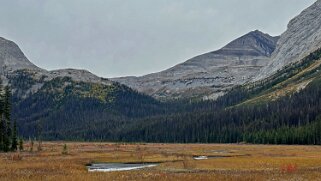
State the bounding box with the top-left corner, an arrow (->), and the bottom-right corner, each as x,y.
0,37 -> 41,79
0,37 -> 114,97
235,48 -> 321,106
114,30 -> 279,100
0,37 -> 171,139
12,76 -> 166,139
114,48 -> 321,144
255,0 -> 321,80
111,0 -> 321,144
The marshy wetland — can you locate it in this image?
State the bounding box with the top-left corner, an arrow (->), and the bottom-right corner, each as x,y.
1,142 -> 321,180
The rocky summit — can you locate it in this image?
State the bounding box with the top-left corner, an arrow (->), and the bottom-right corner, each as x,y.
113,30 -> 279,100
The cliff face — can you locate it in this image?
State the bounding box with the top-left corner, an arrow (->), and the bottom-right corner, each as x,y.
114,30 -> 279,100
255,0 -> 321,81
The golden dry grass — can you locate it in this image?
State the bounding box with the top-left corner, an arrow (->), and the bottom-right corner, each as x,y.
1,142 -> 321,181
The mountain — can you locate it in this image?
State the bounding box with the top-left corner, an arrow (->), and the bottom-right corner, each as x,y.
0,37 -> 114,98
114,46 -> 321,144
0,37 -> 170,139
255,0 -> 321,80
101,0 -> 321,144
2,0 -> 321,144
113,30 -> 279,100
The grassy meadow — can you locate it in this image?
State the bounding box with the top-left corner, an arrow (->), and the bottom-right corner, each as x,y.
1,142 -> 321,180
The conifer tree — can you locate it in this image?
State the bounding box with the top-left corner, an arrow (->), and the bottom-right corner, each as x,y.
2,123 -> 9,152
11,120 -> 18,151
0,118 -> 3,151
0,79 -> 3,151
0,83 -> 17,152
4,86 -> 11,148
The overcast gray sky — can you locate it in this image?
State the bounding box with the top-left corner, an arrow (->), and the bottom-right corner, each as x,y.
0,0 -> 316,78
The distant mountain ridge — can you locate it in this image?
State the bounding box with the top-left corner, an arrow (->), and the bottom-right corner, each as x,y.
0,37 -> 114,98
113,30 -> 279,100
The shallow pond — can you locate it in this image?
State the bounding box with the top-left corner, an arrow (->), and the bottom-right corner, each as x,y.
87,163 -> 158,172
193,155 -> 228,160
193,156 -> 208,160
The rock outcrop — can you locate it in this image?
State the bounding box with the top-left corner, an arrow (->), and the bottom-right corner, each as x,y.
0,37 -> 41,72
255,0 -> 321,81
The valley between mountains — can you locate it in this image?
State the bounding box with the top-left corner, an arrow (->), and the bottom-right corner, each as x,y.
0,1 -> 321,144
2,1 -> 321,181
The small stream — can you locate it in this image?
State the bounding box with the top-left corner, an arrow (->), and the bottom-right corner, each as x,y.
87,163 -> 158,172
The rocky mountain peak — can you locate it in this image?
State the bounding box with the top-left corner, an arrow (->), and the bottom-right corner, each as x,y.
215,30 -> 279,57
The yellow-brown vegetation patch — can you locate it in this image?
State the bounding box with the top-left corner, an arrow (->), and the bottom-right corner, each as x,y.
1,142 -> 321,181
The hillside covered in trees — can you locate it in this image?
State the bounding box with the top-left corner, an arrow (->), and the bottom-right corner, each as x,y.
116,48 -> 321,144
9,48 -> 321,145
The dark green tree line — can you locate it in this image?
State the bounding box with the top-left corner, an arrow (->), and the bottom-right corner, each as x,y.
0,80 -> 18,152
